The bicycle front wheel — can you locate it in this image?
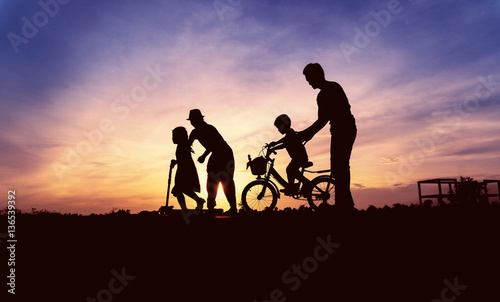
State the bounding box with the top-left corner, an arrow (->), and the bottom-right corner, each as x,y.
307,177 -> 335,210
241,180 -> 278,212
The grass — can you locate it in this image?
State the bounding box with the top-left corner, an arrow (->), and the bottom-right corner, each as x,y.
2,201 -> 499,301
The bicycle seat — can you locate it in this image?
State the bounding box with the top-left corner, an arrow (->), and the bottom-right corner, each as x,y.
302,161 -> 313,168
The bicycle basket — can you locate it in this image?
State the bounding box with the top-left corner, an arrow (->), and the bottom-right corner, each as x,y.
249,156 -> 267,175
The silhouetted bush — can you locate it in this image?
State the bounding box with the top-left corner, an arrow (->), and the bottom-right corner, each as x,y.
448,176 -> 487,205
107,208 -> 131,216
392,203 -> 409,210
423,199 -> 433,208
30,208 -> 62,215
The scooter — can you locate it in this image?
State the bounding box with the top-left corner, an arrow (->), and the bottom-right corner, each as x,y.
158,160 -> 175,215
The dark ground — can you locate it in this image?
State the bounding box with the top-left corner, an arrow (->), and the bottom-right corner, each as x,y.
2,203 -> 499,302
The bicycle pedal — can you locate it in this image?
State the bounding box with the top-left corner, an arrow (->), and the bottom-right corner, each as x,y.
280,189 -> 298,196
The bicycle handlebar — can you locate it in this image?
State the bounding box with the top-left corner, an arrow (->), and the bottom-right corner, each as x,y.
263,143 -> 277,158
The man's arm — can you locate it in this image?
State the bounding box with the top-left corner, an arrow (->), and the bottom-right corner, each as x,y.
298,92 -> 331,142
198,149 -> 211,163
188,129 -> 209,163
299,118 -> 328,143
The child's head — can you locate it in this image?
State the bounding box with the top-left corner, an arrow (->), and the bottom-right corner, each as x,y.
172,127 -> 188,144
274,114 -> 291,134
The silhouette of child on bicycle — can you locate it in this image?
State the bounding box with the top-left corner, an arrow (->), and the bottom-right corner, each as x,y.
268,114 -> 312,195
171,127 -> 205,211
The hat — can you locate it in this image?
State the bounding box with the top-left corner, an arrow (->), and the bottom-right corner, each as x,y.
187,109 -> 204,120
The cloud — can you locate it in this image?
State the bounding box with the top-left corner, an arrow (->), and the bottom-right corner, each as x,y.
451,140 -> 500,157
352,183 -> 420,209
353,183 -> 366,189
379,156 -> 400,164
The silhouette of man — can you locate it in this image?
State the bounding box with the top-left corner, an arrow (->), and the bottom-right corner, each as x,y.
188,109 -> 237,215
299,63 -> 357,210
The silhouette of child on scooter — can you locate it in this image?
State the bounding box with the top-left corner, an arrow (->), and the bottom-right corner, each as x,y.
171,127 -> 205,211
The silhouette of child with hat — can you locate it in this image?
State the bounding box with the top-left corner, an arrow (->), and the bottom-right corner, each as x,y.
171,127 -> 205,211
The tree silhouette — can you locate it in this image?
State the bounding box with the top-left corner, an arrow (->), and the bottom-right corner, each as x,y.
448,176 -> 486,205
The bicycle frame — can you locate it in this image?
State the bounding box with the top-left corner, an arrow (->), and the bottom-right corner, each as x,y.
255,146 -> 332,200
243,144 -> 336,211
258,157 -> 283,199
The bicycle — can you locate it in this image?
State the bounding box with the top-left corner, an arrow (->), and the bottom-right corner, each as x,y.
241,143 -> 335,212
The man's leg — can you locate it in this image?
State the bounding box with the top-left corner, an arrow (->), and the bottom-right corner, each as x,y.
221,178 -> 237,210
331,129 -> 356,209
206,173 -> 218,210
220,159 -> 237,211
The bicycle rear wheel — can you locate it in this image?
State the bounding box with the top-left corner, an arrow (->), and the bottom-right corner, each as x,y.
241,180 -> 278,212
307,177 -> 335,210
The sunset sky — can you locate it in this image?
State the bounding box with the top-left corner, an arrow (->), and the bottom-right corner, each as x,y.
1,0 -> 499,214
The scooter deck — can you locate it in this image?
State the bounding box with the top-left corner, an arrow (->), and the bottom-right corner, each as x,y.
158,207 -> 225,215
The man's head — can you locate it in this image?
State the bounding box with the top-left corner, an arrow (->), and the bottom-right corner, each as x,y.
274,114 -> 291,134
303,63 -> 326,89
187,109 -> 204,128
